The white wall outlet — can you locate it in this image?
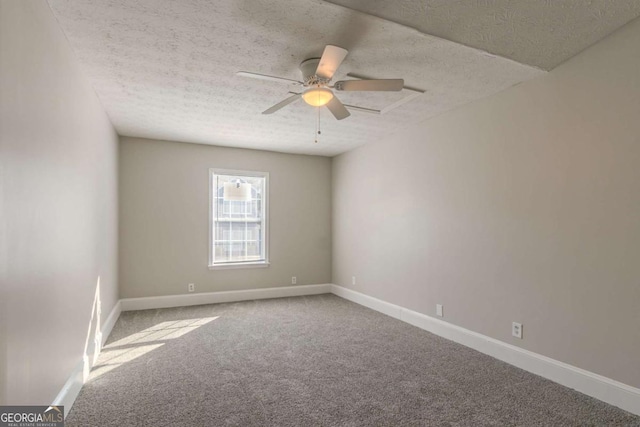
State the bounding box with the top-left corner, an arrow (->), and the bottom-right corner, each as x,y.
512,322 -> 523,339
436,304 -> 444,317
291,276 -> 297,285
352,276 -> 356,285
188,283 -> 195,293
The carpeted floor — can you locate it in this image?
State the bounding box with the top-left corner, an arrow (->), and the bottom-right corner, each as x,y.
67,294 -> 640,426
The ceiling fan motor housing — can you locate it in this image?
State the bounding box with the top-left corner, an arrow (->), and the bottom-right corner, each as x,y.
299,58 -> 327,85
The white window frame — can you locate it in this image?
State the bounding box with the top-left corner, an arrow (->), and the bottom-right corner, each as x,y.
209,168 -> 269,269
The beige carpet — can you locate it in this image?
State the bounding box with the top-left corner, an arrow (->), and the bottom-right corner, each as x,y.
67,294 -> 640,426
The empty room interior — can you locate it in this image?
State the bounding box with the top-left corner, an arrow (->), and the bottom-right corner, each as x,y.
2,0 -> 640,425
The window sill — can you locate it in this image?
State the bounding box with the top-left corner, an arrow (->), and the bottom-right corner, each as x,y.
208,261 -> 270,270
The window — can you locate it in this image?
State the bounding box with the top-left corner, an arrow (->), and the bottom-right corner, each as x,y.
209,169 -> 268,268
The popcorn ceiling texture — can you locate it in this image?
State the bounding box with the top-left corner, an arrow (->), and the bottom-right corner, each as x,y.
45,0 -> 549,156
328,0 -> 640,70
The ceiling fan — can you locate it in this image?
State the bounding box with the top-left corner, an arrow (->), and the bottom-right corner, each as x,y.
237,45 -> 404,120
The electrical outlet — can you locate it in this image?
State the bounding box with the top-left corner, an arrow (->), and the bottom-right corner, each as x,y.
291,276 -> 297,285
352,276 -> 356,285
436,304 -> 444,317
188,283 -> 195,293
512,322 -> 523,339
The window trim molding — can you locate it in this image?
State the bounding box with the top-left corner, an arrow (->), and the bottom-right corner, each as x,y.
208,168 -> 269,269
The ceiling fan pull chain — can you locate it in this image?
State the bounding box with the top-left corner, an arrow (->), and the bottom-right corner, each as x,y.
315,106 -> 321,143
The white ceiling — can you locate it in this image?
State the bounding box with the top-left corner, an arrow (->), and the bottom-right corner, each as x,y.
47,0 -> 639,157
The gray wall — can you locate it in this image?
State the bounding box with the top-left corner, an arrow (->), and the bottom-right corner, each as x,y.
119,137 -> 331,298
0,1 -> 119,404
332,18 -> 640,388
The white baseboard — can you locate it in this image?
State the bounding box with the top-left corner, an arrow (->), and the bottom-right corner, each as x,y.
53,300 -> 122,417
330,284 -> 640,416
120,284 -> 332,311
52,359 -> 83,417
101,300 -> 121,347
331,284 -> 404,320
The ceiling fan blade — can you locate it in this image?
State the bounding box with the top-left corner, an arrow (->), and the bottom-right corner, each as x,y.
262,94 -> 301,114
315,45 -> 348,80
237,71 -> 302,85
325,96 -> 351,120
334,79 -> 404,91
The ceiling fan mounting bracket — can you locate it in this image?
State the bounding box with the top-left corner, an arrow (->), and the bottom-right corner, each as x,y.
299,58 -> 328,86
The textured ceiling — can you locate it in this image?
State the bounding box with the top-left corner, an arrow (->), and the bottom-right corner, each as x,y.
45,1 -> 634,156
326,0 -> 640,71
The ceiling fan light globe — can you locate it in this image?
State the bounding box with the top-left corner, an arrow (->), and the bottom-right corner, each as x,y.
302,88 -> 334,107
